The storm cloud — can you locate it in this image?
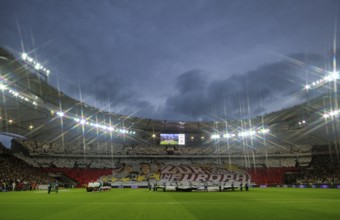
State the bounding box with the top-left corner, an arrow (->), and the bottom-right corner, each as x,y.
156,53 -> 327,121
1,0 -> 340,121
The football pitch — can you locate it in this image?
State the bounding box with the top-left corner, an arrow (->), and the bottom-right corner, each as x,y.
0,187 -> 340,220
160,140 -> 178,145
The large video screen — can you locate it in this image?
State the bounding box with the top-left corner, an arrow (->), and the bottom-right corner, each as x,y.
160,133 -> 185,145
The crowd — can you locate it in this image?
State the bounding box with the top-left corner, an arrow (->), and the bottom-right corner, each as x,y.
10,138 -> 315,171
2,139 -> 340,188
296,155 -> 340,185
0,143 -> 55,192
14,139 -> 312,157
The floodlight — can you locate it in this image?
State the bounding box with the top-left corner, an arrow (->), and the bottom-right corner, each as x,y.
249,130 -> 256,135
21,53 -> 27,60
259,128 -> 270,134
56,112 -> 64,117
323,110 -> 340,119
223,133 -> 231,138
34,63 -> 41,70
211,134 -> 220,139
0,83 -> 7,90
329,71 -> 339,80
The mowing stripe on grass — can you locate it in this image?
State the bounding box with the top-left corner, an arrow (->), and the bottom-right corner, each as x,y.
1,199 -> 339,205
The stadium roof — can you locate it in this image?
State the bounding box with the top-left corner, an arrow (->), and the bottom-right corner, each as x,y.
1,47 -> 339,145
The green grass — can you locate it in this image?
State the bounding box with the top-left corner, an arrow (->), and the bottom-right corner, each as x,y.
0,188 -> 340,220
161,140 -> 178,145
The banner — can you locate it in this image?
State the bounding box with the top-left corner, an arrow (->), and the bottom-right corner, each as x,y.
100,163 -> 250,184
160,165 -> 249,182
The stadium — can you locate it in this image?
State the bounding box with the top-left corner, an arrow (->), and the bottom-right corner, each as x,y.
1,43 -> 340,219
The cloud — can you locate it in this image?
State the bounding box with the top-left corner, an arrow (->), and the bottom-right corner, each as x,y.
161,70 -> 211,120
155,52 -> 326,121
57,51 -> 329,122
60,51 -> 326,122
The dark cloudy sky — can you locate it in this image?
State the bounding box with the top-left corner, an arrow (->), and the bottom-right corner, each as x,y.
1,0 -> 340,122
